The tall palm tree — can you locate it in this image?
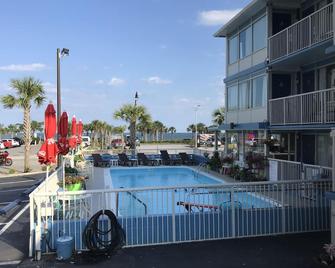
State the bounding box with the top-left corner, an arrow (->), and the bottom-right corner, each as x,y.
152,121 -> 164,142
113,125 -> 126,144
114,104 -> 151,149
212,107 -> 225,126
1,77 -> 45,172
187,124 -> 196,133
168,127 -> 176,134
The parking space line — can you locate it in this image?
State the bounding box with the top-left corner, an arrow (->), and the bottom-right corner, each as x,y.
0,188 -> 29,193
0,204 -> 29,236
0,180 -> 35,185
0,260 -> 21,266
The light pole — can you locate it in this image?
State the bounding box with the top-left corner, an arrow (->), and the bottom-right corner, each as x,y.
194,104 -> 200,149
56,48 -> 69,166
132,92 -> 139,153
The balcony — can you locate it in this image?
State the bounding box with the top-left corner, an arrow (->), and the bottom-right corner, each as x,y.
269,88 -> 335,126
268,3 -> 333,62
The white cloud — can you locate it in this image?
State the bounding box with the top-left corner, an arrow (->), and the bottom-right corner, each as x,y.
108,77 -> 126,86
0,63 -> 47,72
144,76 -> 172,85
95,80 -> 105,85
198,9 -> 241,26
42,82 -> 57,93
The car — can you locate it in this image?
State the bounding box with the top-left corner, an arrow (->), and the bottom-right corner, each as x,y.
13,137 -> 24,145
205,138 -> 222,147
81,136 -> 91,147
0,141 -> 4,150
1,139 -> 16,148
111,138 -> 124,148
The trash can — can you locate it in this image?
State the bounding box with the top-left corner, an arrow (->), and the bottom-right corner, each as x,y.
56,236 -> 74,260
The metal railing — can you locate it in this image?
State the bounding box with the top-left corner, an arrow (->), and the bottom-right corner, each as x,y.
269,3 -> 333,61
269,88 -> 335,125
268,158 -> 332,181
30,178 -> 331,257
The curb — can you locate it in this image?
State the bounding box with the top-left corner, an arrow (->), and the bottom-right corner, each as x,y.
0,171 -> 46,179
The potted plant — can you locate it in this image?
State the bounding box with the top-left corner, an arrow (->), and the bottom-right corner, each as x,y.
59,175 -> 86,191
222,155 -> 234,165
317,244 -> 335,267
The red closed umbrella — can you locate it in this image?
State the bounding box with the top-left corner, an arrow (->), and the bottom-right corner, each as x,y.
38,104 -> 58,164
58,112 -> 69,155
69,115 -> 77,148
77,120 -> 83,145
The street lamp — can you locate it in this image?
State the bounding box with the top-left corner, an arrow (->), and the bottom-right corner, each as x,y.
134,91 -> 139,106
56,48 -> 69,167
56,48 -> 70,125
194,104 -> 200,149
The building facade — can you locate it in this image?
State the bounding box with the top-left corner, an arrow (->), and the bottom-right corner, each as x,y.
215,0 -> 335,168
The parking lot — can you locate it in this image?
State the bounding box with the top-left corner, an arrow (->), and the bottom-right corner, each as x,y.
0,173 -> 45,266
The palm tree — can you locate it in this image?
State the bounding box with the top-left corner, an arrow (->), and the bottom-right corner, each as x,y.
1,77 -> 45,172
114,104 -> 151,149
137,119 -> 152,142
212,107 -> 225,126
7,124 -> 19,137
168,127 -> 176,134
113,125 -> 126,144
151,121 -> 165,142
187,124 -> 196,133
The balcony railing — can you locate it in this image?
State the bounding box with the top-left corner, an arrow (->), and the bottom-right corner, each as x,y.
269,88 -> 335,125
269,3 -> 333,61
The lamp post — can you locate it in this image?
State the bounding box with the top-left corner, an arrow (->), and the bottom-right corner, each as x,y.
194,104 -> 200,149
56,48 -> 69,166
132,92 -> 139,153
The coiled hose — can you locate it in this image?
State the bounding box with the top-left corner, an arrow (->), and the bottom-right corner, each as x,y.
83,210 -> 125,254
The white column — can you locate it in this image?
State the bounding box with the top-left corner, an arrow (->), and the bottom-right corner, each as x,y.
330,129 -> 335,243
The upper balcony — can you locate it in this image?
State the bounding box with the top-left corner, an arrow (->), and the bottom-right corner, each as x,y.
268,3 -> 333,62
269,88 -> 335,126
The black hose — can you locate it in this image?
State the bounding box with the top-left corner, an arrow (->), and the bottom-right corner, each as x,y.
83,210 -> 125,255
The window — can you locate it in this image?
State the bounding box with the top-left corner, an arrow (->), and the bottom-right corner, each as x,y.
227,85 -> 238,111
239,26 -> 252,59
252,76 -> 266,107
239,81 -> 250,109
229,35 -> 238,64
253,16 -> 267,51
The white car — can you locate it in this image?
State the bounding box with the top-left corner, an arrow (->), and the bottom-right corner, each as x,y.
205,138 -> 222,147
0,141 -> 4,149
81,136 -> 91,147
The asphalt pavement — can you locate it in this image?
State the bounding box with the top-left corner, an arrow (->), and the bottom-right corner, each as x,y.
0,173 -> 45,266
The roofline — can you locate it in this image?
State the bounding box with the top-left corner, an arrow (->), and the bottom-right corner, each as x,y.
214,0 -> 265,38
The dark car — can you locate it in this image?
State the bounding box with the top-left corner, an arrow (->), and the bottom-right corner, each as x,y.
13,137 -> 24,146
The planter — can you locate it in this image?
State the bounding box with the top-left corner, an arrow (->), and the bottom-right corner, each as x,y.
65,183 -> 82,191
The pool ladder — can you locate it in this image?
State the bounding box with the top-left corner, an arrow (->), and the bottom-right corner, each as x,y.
194,163 -> 208,178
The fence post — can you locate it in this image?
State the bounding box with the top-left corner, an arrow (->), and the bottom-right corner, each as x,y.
231,188 -> 235,238
115,192 -> 119,217
29,195 -> 35,258
35,196 -> 42,260
172,190 -> 176,242
281,184 -> 286,233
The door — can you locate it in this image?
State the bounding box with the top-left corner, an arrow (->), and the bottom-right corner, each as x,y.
301,135 -> 315,165
272,74 -> 291,98
272,13 -> 292,35
302,71 -> 315,93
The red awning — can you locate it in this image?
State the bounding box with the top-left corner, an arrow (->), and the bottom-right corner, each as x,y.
37,103 -> 58,164
77,120 -> 83,144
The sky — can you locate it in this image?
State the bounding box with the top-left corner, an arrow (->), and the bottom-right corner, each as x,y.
0,0 -> 251,131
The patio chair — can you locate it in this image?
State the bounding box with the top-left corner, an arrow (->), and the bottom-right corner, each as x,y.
137,153 -> 156,166
160,150 -> 181,165
179,152 -> 196,166
92,154 -> 111,168
118,153 -> 137,166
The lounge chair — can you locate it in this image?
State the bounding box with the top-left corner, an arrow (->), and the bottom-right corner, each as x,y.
118,153 -> 137,166
160,150 -> 181,165
137,153 -> 156,166
179,152 -> 196,165
92,154 -> 111,167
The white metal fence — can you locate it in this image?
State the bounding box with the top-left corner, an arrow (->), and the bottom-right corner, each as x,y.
269,3 -> 333,61
269,88 -> 335,125
30,176 -> 331,257
268,158 -> 332,181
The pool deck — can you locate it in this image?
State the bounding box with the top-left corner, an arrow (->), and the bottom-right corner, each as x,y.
19,232 -> 329,268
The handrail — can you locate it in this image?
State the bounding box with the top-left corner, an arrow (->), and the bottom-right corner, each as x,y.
126,191 -> 148,215
268,3 -> 333,40
269,87 -> 335,102
33,178 -> 332,197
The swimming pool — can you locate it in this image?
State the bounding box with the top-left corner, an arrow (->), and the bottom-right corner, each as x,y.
109,167 -> 279,216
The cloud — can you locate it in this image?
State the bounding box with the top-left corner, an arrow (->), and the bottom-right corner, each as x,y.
0,63 -> 47,72
144,76 -> 172,85
95,79 -> 105,85
198,9 -> 241,26
108,77 -> 126,86
42,82 -> 57,93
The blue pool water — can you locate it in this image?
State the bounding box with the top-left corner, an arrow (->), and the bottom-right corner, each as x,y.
110,167 -> 279,216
